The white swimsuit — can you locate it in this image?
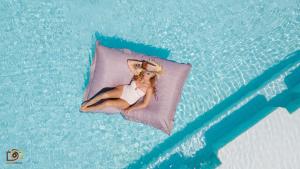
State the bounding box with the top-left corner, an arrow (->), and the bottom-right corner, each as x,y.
120,80 -> 146,105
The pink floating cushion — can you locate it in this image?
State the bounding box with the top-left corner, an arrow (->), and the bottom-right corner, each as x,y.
83,41 -> 192,135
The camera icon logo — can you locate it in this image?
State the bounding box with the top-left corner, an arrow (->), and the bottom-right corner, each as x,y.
6,149 -> 23,164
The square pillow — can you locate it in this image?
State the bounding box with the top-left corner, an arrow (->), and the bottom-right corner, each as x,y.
82,41 -> 191,135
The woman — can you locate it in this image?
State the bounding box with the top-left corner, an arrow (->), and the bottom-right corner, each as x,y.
80,59 -> 163,114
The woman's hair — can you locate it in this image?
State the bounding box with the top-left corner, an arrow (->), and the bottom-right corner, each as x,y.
132,70 -> 158,100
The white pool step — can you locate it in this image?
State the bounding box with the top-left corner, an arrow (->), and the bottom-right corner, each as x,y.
217,108 -> 300,169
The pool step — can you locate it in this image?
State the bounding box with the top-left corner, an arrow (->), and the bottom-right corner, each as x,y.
217,107 -> 300,169
177,84 -> 300,168
185,96 -> 269,169
204,95 -> 268,149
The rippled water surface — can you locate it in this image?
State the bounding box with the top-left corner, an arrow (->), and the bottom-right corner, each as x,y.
0,0 -> 299,168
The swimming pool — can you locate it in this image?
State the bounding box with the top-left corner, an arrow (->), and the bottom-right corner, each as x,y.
0,0 -> 299,168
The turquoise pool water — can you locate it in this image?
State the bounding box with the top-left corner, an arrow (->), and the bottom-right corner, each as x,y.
0,0 -> 299,168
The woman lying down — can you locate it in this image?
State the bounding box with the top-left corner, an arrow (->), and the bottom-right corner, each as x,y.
80,59 -> 163,114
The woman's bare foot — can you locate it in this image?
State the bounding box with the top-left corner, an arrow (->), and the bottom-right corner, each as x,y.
81,100 -> 89,107
79,106 -> 85,112
79,100 -> 90,112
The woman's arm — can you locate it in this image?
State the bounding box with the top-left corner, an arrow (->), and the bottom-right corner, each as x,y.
127,59 -> 143,75
125,87 -> 153,113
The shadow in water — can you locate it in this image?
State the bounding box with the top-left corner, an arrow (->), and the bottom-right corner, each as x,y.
94,32 -> 170,59
272,65 -> 300,113
125,50 -> 300,169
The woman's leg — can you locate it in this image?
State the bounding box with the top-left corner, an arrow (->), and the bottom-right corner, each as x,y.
80,99 -> 130,112
82,85 -> 123,108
